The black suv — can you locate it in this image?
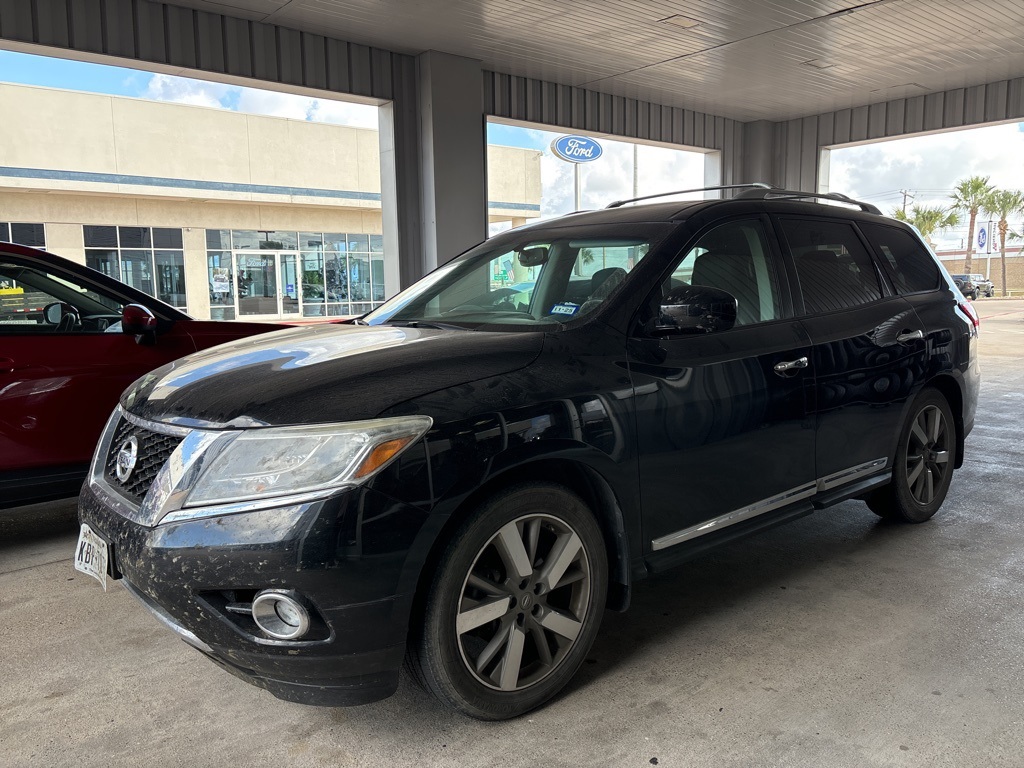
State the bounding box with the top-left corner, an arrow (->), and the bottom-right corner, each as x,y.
950,273 -> 979,300
77,184 -> 980,720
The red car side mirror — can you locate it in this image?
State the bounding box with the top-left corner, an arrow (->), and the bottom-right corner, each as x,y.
122,303 -> 158,344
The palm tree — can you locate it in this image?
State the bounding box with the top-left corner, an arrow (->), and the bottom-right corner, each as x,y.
950,176 -> 996,274
892,205 -> 960,244
982,189 -> 1024,297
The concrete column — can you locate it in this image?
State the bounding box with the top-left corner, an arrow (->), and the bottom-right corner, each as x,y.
742,120 -> 781,188
182,227 -> 210,320
380,51 -> 487,290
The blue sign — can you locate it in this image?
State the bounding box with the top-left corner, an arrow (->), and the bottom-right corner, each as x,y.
977,226 -> 987,250
551,135 -> 603,163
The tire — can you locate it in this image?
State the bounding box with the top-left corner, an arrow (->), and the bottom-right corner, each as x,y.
407,483 -> 608,720
866,388 -> 957,523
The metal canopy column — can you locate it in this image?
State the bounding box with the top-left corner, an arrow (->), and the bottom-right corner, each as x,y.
381,51 -> 487,288
417,51 -> 487,275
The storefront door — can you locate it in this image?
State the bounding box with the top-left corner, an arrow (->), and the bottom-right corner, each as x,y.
236,252 -> 300,318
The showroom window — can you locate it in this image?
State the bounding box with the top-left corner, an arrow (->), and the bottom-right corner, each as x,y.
207,229 -> 386,319
84,226 -> 187,311
0,222 -> 46,248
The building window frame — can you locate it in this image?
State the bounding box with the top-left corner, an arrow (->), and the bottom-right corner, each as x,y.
83,225 -> 187,311
0,222 -> 46,249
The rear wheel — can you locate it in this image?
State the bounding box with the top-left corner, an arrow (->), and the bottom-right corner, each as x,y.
408,483 -> 607,720
866,388 -> 957,523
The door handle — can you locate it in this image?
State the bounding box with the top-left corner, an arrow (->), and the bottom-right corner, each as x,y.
773,356 -> 809,374
897,330 -> 925,343
0,357 -> 19,375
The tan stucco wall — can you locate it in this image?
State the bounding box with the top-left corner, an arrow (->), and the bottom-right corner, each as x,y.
487,145 -> 542,218
0,83 -> 383,207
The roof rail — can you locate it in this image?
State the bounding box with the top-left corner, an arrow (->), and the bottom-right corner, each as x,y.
734,187 -> 882,215
605,183 -> 774,209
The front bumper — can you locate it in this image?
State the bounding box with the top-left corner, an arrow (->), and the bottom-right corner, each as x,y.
79,480 -> 429,706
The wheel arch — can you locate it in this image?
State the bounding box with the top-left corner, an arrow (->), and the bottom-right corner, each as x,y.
407,458 -> 633,640
927,374 -> 966,469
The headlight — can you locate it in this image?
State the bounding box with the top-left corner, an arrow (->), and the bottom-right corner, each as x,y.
185,416 -> 433,507
124,415 -> 434,525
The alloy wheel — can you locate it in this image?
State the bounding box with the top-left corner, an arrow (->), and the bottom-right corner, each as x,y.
905,404 -> 951,505
455,514 -> 592,692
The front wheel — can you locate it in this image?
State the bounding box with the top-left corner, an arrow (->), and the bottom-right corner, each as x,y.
866,388 -> 957,523
407,483 -> 608,719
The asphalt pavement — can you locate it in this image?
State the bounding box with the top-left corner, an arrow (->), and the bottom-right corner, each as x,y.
2,299 -> 1023,768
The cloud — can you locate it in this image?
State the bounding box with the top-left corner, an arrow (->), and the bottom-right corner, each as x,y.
234,87 -> 314,119
141,73 -> 378,129
830,123 -> 1024,249
307,99 -> 378,129
143,73 -> 231,107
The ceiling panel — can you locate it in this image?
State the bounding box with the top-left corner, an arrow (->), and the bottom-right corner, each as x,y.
157,0 -> 1024,122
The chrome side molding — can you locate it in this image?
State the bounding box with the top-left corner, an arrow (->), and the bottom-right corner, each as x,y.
651,457 -> 888,552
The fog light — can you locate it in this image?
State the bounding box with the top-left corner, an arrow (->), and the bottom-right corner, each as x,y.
251,590 -> 310,640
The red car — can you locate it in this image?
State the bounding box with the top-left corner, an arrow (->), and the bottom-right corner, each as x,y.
1,243 -> 287,508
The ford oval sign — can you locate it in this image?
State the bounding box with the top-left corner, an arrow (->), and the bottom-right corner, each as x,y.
551,135 -> 603,163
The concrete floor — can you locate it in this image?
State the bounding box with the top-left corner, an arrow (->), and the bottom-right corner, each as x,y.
2,300 -> 1022,768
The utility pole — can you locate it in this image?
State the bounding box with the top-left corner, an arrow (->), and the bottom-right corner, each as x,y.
633,143 -> 639,199
900,189 -> 915,213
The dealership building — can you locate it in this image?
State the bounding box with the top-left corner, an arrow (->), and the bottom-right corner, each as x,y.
0,82 -> 541,320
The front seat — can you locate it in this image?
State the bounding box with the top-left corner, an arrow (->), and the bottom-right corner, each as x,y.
578,267 -> 627,316
690,251 -> 759,326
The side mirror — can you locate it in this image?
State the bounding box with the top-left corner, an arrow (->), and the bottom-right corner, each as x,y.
43,302 -> 80,329
651,285 -> 737,335
43,302 -> 63,325
122,303 -> 158,344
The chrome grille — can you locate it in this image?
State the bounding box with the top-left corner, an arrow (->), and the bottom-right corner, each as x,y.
104,417 -> 183,504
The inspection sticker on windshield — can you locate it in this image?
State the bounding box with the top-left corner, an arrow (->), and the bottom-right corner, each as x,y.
74,524 -> 109,591
549,303 -> 579,316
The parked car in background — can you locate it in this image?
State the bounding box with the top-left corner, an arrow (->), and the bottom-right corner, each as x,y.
0,243 -> 289,508
76,185 -> 979,720
950,274 -> 979,299
968,273 -> 995,297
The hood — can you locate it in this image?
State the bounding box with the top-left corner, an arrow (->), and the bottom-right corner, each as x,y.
122,323 -> 544,427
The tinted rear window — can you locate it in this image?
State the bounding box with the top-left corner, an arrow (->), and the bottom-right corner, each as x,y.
779,218 -> 882,314
859,223 -> 943,294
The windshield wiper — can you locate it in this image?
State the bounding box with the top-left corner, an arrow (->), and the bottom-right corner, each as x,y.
382,320 -> 472,331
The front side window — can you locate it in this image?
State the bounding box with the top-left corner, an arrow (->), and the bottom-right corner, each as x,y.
858,222 -> 943,295
780,219 -> 882,314
0,260 -> 124,333
663,218 -> 782,327
365,225 -> 669,330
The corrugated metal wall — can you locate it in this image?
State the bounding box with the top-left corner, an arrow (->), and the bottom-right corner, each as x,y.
774,78 -> 1024,192
0,0 -> 404,100
484,71 -> 744,184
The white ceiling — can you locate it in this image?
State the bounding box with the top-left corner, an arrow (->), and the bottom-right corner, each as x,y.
161,0 -> 1024,122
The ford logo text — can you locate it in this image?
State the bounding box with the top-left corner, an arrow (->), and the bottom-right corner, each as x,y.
551,135 -> 603,163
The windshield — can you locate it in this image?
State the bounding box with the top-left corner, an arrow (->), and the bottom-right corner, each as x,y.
365,223 -> 672,330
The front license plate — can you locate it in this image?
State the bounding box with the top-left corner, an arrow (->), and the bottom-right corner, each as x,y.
74,524 -> 109,591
